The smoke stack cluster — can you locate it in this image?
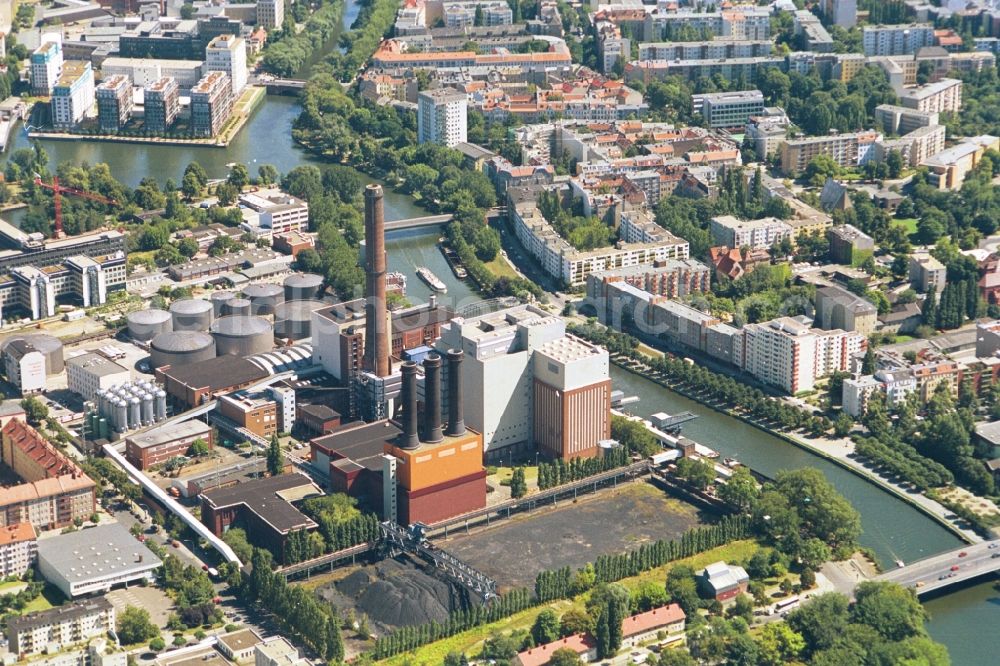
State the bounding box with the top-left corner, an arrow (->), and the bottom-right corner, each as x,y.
400,362 -> 420,449
423,354 -> 443,443
446,349 -> 465,436
363,184 -> 390,377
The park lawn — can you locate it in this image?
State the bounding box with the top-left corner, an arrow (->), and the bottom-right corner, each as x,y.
493,465 -> 540,484
380,540 -> 759,665
0,581 -> 26,594
484,255 -> 520,280
894,218 -> 919,237
23,584 -> 64,613
636,343 -> 664,358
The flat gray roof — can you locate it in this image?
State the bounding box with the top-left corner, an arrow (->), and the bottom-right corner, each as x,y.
37,523 -> 162,584
127,419 -> 211,449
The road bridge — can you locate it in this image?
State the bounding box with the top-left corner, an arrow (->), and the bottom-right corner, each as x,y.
384,214 -> 454,232
873,539 -> 1000,596
263,79 -> 307,95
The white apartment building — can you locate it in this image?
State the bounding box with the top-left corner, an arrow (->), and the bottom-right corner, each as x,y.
417,88 -> 468,146
709,215 -> 793,250
899,78 -> 963,114
863,23 -> 935,56
0,522 -> 37,577
66,352 -> 131,403
692,90 -> 765,129
30,40 -> 63,95
741,316 -> 864,394
842,374 -> 881,417
257,0 -> 284,29
823,0 -> 856,28
50,62 -> 95,129
239,189 -> 309,236
6,598 -> 116,656
206,34 -> 248,96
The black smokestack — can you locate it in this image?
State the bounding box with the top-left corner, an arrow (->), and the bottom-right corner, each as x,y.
400,362 -> 419,449
363,184 -> 390,377
423,353 -> 443,443
446,348 -> 465,437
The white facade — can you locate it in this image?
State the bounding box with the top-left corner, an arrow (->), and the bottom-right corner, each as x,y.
709,215 -> 793,250
206,35 -> 248,96
6,599 -> 116,656
255,638 -> 309,666
0,523 -> 37,577
31,40 -> 63,95
267,385 -> 296,433
239,189 -> 308,236
257,0 -> 285,29
417,88 -> 468,147
842,374 -> 881,417
50,63 -> 95,129
4,343 -> 47,395
863,24 -> 934,56
66,352 -> 131,403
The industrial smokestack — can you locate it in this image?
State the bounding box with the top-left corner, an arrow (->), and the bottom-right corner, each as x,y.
446,348 -> 465,437
400,362 -> 420,449
363,184 -> 390,377
423,353 -> 443,443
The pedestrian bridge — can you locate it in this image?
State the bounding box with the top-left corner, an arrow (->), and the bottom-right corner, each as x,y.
873,539 -> 1000,596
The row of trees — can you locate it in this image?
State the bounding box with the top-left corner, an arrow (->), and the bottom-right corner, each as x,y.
536,446 -> 630,490
261,0 -> 345,77
328,0 -> 400,80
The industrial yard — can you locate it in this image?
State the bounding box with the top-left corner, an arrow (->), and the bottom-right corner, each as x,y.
436,482 -> 710,588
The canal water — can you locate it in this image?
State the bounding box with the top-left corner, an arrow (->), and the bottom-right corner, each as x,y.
609,365 -> 999,663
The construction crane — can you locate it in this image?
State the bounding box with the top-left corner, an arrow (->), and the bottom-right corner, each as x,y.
33,175 -> 117,239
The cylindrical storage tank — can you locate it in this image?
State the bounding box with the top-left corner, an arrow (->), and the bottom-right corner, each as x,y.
115,400 -> 127,433
150,331 -> 217,369
127,309 -> 172,342
210,315 -> 274,357
170,298 -> 214,332
284,273 -> 323,302
98,417 -> 109,440
210,291 -> 236,318
274,300 -> 324,340
141,394 -> 154,424
222,298 -> 251,318
155,390 -> 167,420
243,283 -> 284,316
2,334 -> 65,375
129,398 -> 140,429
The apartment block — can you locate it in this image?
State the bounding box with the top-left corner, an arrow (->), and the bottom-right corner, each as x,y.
206,34 -> 247,96
909,252 -> 947,293
31,40 -> 63,95
863,23 -> 935,56
5,598 -> 115,656
709,215 -> 793,250
257,0 -> 284,29
625,57 -> 785,85
822,0 -> 857,28
794,10 -> 834,53
921,135 -> 1000,190
780,130 -> 882,175
143,77 -> 180,133
585,259 -> 711,300
417,87 -> 468,147
0,522 -> 36,577
96,75 -> 133,133
638,40 -> 772,61
814,285 -> 878,336
50,62 -> 95,129
190,71 -> 233,137
899,78 -> 963,114
873,104 -> 939,135
692,90 -> 765,129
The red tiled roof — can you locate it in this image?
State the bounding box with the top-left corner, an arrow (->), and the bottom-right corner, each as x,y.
515,634 -> 596,666
621,604 -> 686,638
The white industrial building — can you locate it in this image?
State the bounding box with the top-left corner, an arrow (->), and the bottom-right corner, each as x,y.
66,352 -> 131,403
3,340 -> 47,395
417,88 -> 468,147
36,523 -> 162,598
239,189 -> 309,237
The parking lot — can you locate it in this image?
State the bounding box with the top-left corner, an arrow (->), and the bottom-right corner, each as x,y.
107,586 -> 175,627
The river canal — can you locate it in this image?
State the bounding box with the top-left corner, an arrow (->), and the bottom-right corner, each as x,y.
3,12 -> 997,658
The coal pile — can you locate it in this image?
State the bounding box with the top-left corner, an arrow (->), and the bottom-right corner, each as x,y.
318,557 -> 472,631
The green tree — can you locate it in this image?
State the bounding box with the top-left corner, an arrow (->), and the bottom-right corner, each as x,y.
20,397 -> 48,426
675,457 -> 716,490
258,164 -> 279,185
509,466 -> 528,498
665,565 -> 701,618
850,582 -> 926,643
755,622 -> 805,666
187,438 -> 210,457
531,609 -> 560,645
267,435 -> 284,476
548,648 -> 584,666
228,164 -> 250,190
117,606 -> 159,645
718,466 -> 759,511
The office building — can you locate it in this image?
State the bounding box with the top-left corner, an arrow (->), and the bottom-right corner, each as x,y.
190,71 -> 233,137
206,34 -> 247,96
31,40 -> 63,95
3,340 -> 47,395
692,90 -> 765,129
863,24 -> 935,56
417,88 -> 467,146
257,0 -> 284,29
0,522 -> 37,577
50,62 -> 95,129
5,598 -> 116,656
125,419 -> 213,469
218,629 -> 264,662
96,75 -> 133,133
201,473 -> 321,562
899,78 -> 963,114
143,76 -> 180,133
814,285 -> 878,336
239,189 -> 309,237
218,391 -> 278,439
66,352 -> 131,403
0,419 -> 97,531
119,20 -> 199,60
36,523 -> 162,597
709,215 -> 793,250
255,638 -> 309,666
102,58 -> 202,91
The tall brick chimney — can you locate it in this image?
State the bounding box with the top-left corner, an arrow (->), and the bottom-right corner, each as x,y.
363,184 -> 390,377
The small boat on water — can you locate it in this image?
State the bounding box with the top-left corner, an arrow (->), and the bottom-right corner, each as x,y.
439,241 -> 469,279
416,266 -> 447,293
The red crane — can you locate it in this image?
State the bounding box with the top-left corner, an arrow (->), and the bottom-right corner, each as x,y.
33,175 -> 117,239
